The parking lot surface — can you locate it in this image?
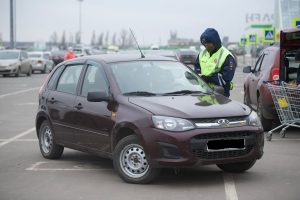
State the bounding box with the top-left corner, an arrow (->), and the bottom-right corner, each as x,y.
0,59 -> 300,200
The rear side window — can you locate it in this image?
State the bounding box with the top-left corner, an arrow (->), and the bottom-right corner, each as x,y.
47,67 -> 63,90
56,65 -> 83,94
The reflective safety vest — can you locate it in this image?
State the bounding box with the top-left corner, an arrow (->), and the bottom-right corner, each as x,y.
199,46 -> 233,76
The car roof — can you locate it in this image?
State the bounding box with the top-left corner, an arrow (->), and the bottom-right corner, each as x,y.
67,53 -> 177,64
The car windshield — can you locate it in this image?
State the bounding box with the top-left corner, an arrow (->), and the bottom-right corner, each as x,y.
110,61 -> 212,95
0,51 -> 19,59
28,53 -> 42,58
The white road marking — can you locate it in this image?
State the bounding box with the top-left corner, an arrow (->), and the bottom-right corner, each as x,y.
0,87 -> 40,99
16,102 -> 39,106
223,173 -> 239,200
26,161 -> 112,171
0,128 -> 35,148
0,139 -> 38,142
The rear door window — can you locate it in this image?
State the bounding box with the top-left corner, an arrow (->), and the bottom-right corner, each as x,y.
56,64 -> 83,94
47,66 -> 63,90
253,54 -> 264,72
260,51 -> 276,71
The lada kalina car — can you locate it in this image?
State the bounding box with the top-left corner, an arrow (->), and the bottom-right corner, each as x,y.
36,54 -> 264,184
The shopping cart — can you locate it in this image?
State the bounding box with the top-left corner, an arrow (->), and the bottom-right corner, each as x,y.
265,81 -> 300,141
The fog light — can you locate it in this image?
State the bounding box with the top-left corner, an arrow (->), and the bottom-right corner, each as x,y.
159,142 -> 181,159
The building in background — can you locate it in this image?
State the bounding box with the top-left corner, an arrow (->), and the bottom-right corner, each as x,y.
274,0 -> 300,29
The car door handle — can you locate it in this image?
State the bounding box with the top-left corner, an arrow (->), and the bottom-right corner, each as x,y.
75,103 -> 83,110
48,98 -> 56,104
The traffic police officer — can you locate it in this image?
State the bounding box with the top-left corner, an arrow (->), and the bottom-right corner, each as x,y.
194,28 -> 237,97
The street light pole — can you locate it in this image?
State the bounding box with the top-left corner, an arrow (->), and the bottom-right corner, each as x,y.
78,0 -> 84,44
10,0 -> 16,49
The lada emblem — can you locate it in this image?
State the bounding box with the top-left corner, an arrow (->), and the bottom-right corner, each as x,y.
217,119 -> 230,126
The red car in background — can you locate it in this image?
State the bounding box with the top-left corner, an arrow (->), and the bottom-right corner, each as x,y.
243,27 -> 300,131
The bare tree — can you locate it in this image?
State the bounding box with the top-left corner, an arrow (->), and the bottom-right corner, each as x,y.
104,31 -> 109,47
111,33 -> 117,46
75,31 -> 81,44
91,30 -> 96,46
119,29 -> 128,48
60,31 -> 67,50
97,33 -> 104,47
50,31 -> 58,46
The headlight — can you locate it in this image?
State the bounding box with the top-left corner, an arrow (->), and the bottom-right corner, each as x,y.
152,116 -> 195,131
8,63 -> 17,68
247,111 -> 262,127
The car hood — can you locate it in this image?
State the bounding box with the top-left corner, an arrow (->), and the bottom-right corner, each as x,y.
129,94 -> 251,118
0,59 -> 19,66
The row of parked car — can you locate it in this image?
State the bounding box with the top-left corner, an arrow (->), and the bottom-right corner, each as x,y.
0,49 -> 55,77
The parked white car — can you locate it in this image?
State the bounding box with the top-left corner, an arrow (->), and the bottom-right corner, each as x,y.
28,51 -> 54,73
0,49 -> 32,77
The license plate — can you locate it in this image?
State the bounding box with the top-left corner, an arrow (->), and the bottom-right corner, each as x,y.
207,138 -> 245,152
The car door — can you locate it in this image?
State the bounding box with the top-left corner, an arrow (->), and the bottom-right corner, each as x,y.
46,63 -> 84,145
20,51 -> 30,73
73,61 -> 114,152
249,53 -> 265,107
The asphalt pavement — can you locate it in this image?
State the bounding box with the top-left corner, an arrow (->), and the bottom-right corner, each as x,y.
0,59 -> 299,200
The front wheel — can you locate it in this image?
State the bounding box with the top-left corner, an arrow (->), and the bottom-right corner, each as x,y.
217,160 -> 256,173
38,121 -> 64,159
257,96 -> 273,131
113,135 -> 160,184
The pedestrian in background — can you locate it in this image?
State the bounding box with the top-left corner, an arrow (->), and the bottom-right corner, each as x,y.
64,47 -> 76,60
194,28 -> 236,97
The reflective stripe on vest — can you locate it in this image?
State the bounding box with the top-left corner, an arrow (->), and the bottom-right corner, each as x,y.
199,46 -> 233,76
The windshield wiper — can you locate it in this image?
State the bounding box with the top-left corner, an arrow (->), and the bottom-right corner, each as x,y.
163,90 -> 212,96
123,91 -> 157,96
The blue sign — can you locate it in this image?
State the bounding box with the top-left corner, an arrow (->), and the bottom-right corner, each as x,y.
240,38 -> 247,46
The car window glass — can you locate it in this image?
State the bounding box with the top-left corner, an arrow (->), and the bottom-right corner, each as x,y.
253,54 -> 264,72
81,64 -> 108,97
21,52 -> 28,59
43,54 -> 49,59
260,52 -> 275,71
47,66 -> 63,90
56,64 -> 83,94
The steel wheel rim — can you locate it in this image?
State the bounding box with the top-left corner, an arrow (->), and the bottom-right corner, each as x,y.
119,144 -> 149,178
41,126 -> 53,154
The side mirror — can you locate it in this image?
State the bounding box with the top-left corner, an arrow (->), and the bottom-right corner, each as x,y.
243,66 -> 252,73
87,91 -> 111,102
213,85 -> 224,95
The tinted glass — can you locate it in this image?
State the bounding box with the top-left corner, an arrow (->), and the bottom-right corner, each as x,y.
47,66 -> 63,90
110,61 -> 212,94
56,65 -> 83,94
253,54 -> 264,72
81,64 -> 108,97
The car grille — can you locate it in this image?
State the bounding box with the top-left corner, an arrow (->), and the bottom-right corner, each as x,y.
190,131 -> 255,159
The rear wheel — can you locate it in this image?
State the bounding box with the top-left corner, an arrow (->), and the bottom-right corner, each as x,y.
15,67 -> 20,77
217,160 -> 256,173
27,67 -> 32,76
38,121 -> 64,159
113,135 -> 160,184
257,96 -> 273,131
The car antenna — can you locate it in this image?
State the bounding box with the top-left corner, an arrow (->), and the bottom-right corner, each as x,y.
129,28 -> 145,58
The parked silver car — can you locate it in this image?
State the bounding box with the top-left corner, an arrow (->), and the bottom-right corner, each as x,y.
0,50 -> 32,77
28,51 -> 54,73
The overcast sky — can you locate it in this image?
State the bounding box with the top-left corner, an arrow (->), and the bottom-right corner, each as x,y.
0,0 -> 275,46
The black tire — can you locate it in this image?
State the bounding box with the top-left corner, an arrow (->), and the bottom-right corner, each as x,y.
257,96 -> 273,131
42,65 -> 46,74
217,160 -> 256,173
15,67 -> 20,77
38,121 -> 64,159
113,135 -> 160,184
27,67 -> 32,76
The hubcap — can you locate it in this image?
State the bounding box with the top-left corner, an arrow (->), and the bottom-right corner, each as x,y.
41,126 -> 53,154
120,144 -> 149,178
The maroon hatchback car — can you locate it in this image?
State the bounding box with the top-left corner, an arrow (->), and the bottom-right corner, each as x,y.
36,53 -> 264,183
243,27 -> 300,131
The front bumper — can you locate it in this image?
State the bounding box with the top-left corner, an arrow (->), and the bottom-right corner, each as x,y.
140,126 -> 264,168
0,67 -> 17,75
